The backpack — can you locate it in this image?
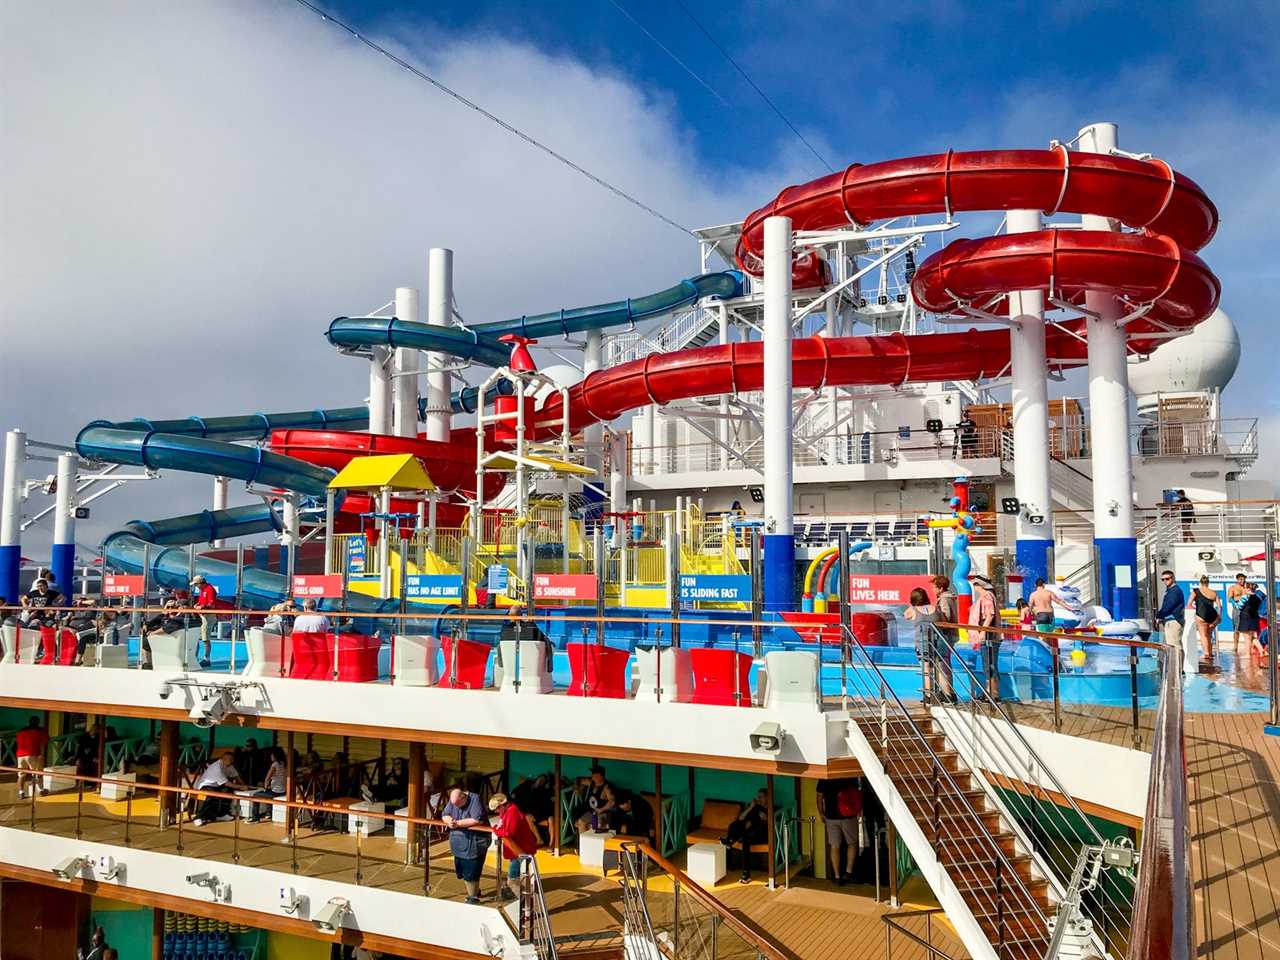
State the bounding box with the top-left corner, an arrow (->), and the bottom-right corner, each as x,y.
836,784 -> 863,819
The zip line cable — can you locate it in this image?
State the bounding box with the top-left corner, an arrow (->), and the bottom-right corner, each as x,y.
606,0 -> 732,107
291,0 -> 695,237
673,0 -> 834,174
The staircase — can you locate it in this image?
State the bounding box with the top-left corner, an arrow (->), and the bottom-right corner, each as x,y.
606,304 -> 720,365
839,623 -> 1132,960
848,711 -> 1050,960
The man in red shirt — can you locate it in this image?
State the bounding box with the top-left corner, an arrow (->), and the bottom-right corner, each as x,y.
191,575 -> 218,669
489,792 -> 539,901
16,715 -> 48,800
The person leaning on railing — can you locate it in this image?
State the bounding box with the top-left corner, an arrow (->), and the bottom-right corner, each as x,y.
930,575 -> 958,702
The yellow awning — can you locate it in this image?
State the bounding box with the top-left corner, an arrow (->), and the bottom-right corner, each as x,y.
327,453 -> 436,492
482,452 -> 595,476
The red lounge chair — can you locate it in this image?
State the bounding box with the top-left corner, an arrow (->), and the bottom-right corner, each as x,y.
289,631 -> 330,680
56,628 -> 78,665
336,633 -> 380,683
436,636 -> 491,689
37,626 -> 57,665
565,642 -> 630,698
688,648 -> 754,707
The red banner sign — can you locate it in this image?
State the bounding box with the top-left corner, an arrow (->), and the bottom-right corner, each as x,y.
292,574 -> 343,599
102,574 -> 144,597
848,575 -> 934,606
533,573 -> 598,601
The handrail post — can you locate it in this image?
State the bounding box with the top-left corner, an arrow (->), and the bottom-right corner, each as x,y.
355,817 -> 364,885
838,529 -> 850,710
124,788 -> 133,847
1130,644 -> 1142,749
232,798 -> 241,865
75,779 -> 84,839
1052,641 -> 1062,732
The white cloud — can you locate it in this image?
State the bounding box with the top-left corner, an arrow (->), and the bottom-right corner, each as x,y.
0,1 -> 807,553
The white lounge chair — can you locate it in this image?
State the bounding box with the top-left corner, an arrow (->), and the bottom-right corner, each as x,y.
759,650 -> 820,710
495,639 -> 553,695
631,646 -> 693,702
149,627 -> 201,672
392,633 -> 440,687
0,624 -> 41,664
242,628 -> 289,678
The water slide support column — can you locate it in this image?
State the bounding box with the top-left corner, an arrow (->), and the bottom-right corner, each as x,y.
368,348 -> 392,436
51,452 -> 77,598
718,304 -> 731,471
211,476 -> 229,548
1079,121 -> 1137,617
282,493 -> 300,581
1,431 -> 25,604
425,248 -> 454,442
762,216 -> 795,612
1006,209 -> 1054,584
392,286 -> 421,439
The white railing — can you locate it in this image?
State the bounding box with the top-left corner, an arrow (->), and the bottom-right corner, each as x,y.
628,426 -> 1003,477
1132,417 -> 1259,462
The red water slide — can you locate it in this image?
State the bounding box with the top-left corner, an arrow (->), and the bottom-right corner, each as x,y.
534,148 -> 1219,433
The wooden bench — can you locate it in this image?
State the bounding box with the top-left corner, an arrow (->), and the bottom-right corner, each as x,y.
686,799 -> 769,856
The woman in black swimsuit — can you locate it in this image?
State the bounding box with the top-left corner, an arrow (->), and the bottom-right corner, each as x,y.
1190,575 -> 1220,666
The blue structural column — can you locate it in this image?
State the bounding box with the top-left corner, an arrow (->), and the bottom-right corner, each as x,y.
762,215 -> 795,611
1079,122 -> 1138,618
51,452 -> 77,597
0,430 -> 24,605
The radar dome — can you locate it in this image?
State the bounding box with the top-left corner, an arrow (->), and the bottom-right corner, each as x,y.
1128,307 -> 1240,397
533,363 -> 583,403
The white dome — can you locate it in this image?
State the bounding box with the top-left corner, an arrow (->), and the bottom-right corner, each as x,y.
1128,307 -> 1240,396
533,363 -> 583,403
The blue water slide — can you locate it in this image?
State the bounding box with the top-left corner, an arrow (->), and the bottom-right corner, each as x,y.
76,427 -> 336,498
475,271 -> 743,339
81,406 -> 370,442
122,504 -> 282,546
327,316 -> 511,368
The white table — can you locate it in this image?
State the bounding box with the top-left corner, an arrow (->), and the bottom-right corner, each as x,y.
394,805 -> 411,842
94,645 -> 129,669
685,843 -> 727,886
348,799 -> 386,836
578,830 -> 616,869
99,772 -> 137,801
41,764 -> 78,793
235,789 -> 261,819
271,798 -> 290,824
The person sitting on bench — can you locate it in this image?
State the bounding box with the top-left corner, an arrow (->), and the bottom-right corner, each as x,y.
615,790 -> 654,843
720,788 -> 769,883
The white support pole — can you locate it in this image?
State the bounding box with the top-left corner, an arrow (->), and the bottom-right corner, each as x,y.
1078,121 -> 1137,617
824,295 -> 840,463
718,304 -> 731,470
51,452 -> 77,598
1006,209 -> 1054,584
1,430 -> 25,604
282,492 -> 300,582
211,476 -> 230,548
392,286 -> 421,439
425,248 -> 454,442
609,429 -> 626,547
584,330 -> 603,473
762,215 -> 795,611
378,487 -> 392,599
368,347 -> 392,436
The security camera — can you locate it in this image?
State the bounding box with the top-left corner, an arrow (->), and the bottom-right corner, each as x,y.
158,682 -> 173,700
312,897 -> 351,934
280,886 -> 306,916
749,722 -> 785,756
100,856 -> 124,881
185,871 -> 212,885
51,856 -> 87,881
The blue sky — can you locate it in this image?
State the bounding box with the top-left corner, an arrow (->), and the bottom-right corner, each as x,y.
325,0 -> 1278,174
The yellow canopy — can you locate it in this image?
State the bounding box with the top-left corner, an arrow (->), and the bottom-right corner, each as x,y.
327,453 -> 436,492
482,452 -> 595,476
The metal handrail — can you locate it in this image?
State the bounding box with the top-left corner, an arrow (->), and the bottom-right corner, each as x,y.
881,908 -> 965,960
1126,645 -> 1192,960
838,623 -> 1049,958
516,854 -> 558,960
618,841 -> 787,960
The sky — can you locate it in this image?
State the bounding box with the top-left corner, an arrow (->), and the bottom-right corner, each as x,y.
2,0 -> 1277,556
